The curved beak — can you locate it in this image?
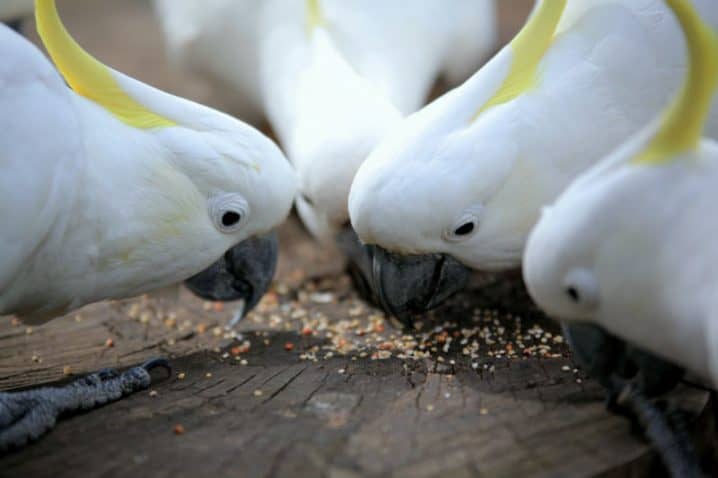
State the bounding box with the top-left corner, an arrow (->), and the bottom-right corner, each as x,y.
562,322 -> 683,396
369,247 -> 472,326
336,228 -> 471,326
185,232 -> 279,327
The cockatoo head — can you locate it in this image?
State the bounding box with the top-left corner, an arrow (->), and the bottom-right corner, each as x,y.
153,112 -> 296,309
525,0 -> 718,396
349,105 -> 523,321
522,136 -> 706,398
277,18 -> 403,244
347,0 -> 567,324
36,0 -> 297,318
291,108 -> 400,243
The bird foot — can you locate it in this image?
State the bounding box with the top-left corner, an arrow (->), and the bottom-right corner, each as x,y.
612,382 -> 704,478
0,358 -> 170,453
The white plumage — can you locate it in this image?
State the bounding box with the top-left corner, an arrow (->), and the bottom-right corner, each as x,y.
153,0 -> 497,242
349,0 -> 718,271
523,0 -> 718,386
0,1 -> 296,324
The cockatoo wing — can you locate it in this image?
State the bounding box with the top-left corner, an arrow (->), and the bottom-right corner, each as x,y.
440,0 -> 497,85
154,0 -> 497,121
0,27 -> 83,296
152,0 -> 264,122
311,0 -> 496,115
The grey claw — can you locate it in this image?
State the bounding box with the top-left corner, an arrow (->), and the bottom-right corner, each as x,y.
96,368 -> 120,380
0,358 -> 171,453
141,358 -> 171,377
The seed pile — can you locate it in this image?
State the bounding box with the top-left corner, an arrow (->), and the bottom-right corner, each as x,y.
14,271 -> 568,374
228,274 -> 569,369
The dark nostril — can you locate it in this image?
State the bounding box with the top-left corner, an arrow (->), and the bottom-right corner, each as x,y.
232,279 -> 253,298
566,286 -> 580,302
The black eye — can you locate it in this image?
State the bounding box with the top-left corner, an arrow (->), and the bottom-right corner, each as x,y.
454,222 -> 475,236
566,286 -> 580,303
221,211 -> 241,227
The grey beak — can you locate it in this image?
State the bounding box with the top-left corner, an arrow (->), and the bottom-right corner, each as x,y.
185,232 -> 279,322
369,247 -> 472,326
562,322 -> 683,396
336,227 -> 471,326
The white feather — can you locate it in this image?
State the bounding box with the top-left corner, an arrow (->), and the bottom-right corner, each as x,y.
153,0 -> 498,241
349,0 -> 718,270
0,25 -> 296,324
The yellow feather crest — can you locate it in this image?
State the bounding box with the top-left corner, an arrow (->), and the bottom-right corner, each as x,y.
634,0 -> 718,164
306,0 -> 326,35
474,0 -> 567,119
35,0 -> 175,129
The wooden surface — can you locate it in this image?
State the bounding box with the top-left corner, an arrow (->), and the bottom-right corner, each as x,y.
2,216 -> 715,478
2,1 -> 716,477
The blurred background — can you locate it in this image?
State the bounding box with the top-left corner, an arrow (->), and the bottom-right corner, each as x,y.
21,0 -> 533,117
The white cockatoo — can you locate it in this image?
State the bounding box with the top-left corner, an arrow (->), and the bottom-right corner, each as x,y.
348,0 -> 718,324
0,0 -> 295,450
1,0 -> 33,31
524,0 -> 718,398
152,0 -> 498,268
524,1 -> 717,474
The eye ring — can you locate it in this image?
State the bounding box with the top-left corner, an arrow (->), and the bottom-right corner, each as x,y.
562,268 -> 599,309
209,193 -> 249,234
565,286 -> 580,303
443,208 -> 482,243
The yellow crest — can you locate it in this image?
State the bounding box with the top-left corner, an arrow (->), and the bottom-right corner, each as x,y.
35,0 -> 175,129
634,0 -> 718,164
306,0 -> 326,35
474,0 -> 567,119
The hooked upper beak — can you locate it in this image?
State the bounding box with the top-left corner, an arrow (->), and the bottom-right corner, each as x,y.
336,227 -> 471,326
185,232 -> 279,327
561,322 -> 683,396
368,246 -> 472,326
